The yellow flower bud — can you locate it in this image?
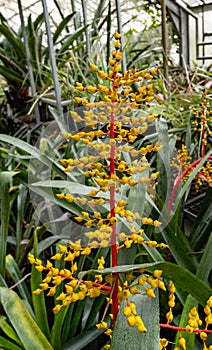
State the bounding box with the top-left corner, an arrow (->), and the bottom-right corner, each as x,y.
200,332 -> 207,341
127,315 -> 136,326
178,336 -> 186,350
33,289 -> 42,295
114,31 -> 122,39
123,306 -> 132,316
130,285 -> 140,294
35,265 -> 44,272
86,85 -> 97,93
114,40 -> 121,49
52,304 -> 62,314
129,302 -> 137,315
89,63 -> 98,72
153,270 -> 163,278
146,288 -> 156,298
98,70 -> 109,80
137,323 -> 147,333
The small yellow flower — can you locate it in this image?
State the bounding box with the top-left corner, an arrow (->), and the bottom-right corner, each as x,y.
124,239 -> 133,248
52,304 -> 62,314
123,306 -> 132,316
114,31 -> 122,39
178,336 -> 186,350
35,265 -> 44,272
145,288 -> 156,298
127,315 -> 136,326
200,332 -> 207,341
81,247 -> 91,255
51,253 -> 63,260
89,63 -> 98,72
47,286 -> 56,296
153,270 -> 163,278
33,289 -> 43,295
96,321 -> 108,329
86,85 -> 97,93
98,70 -> 109,80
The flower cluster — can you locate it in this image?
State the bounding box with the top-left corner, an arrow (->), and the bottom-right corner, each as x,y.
29,32 -> 168,348
160,296 -> 212,349
172,147 -> 212,192
192,91 -> 212,155
171,91 -> 212,193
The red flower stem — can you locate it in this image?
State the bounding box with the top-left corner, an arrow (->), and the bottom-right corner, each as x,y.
160,323 -> 212,333
168,156 -> 212,213
110,72 -> 119,326
201,103 -> 206,157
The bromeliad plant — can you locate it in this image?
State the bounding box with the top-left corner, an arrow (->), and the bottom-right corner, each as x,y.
27,33 -> 212,349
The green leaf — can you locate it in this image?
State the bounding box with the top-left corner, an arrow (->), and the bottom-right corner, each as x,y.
195,228 -> 212,284
0,287 -> 53,350
0,24 -> 25,60
6,254 -> 32,304
0,316 -> 23,347
58,26 -> 89,54
53,13 -> 76,44
30,230 -> 51,340
0,336 -> 23,350
61,326 -> 105,350
0,171 -> 19,278
50,305 -> 71,350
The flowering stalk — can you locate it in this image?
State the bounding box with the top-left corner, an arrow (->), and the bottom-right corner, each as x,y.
160,323 -> 212,334
168,156 -> 212,213
28,32 -> 176,347
110,71 -> 119,325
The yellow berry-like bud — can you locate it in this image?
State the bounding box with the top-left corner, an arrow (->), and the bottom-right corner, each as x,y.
185,325 -> 194,333
98,70 -> 108,80
124,239 -> 133,248
35,265 -> 44,272
89,63 -> 98,72
126,273 -> 136,281
114,41 -> 121,49
169,281 -> 176,294
122,289 -> 131,299
138,276 -> 147,285
166,310 -> 173,322
146,288 -> 156,298
127,315 -> 136,326
205,313 -> 212,325
168,300 -> 175,308
137,323 -> 147,333
114,31 -> 122,39
178,336 -> 186,350
200,332 -> 207,341
129,302 -> 137,315
110,217 -> 118,225
204,304 -> 211,315
96,321 -> 108,329
130,285 -> 140,294
123,306 -> 132,316
33,289 -> 43,295
52,304 -> 62,314
86,85 -> 97,93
